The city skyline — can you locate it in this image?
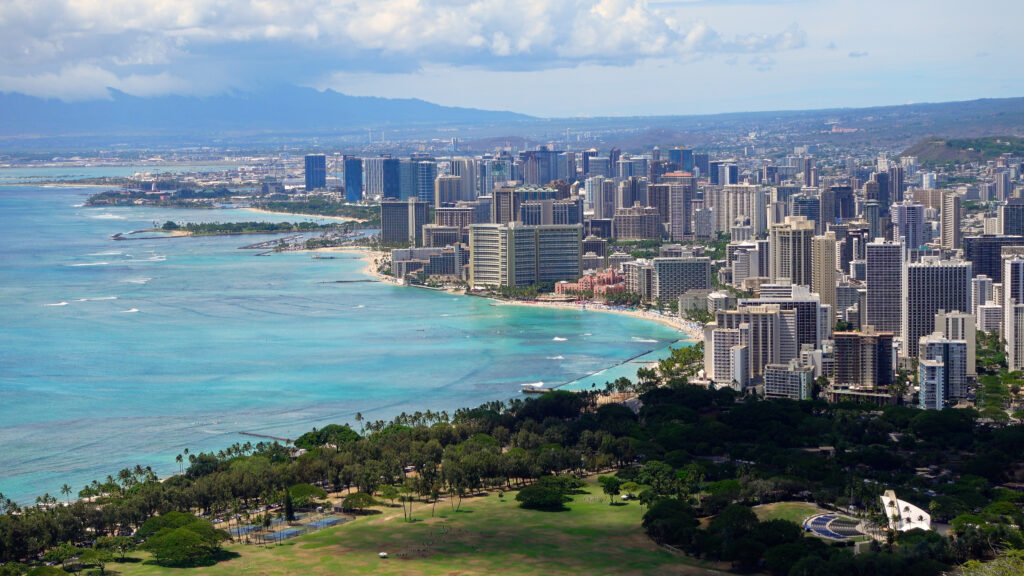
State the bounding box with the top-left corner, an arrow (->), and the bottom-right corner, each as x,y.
0,0 -> 1021,117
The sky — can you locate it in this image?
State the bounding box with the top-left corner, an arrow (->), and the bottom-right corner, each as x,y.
0,0 -> 1021,117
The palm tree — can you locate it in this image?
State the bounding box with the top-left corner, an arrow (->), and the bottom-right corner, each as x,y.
176,454 -> 183,474
61,484 -> 72,505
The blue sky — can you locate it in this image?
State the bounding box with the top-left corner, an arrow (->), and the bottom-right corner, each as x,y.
0,0 -> 1020,117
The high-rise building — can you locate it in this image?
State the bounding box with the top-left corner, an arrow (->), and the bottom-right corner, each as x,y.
434,175 -> 462,208
918,333 -> 969,405
740,285 -> 828,351
790,194 -> 821,233
693,153 -> 710,177
613,203 -> 662,240
468,223 -> 582,288
832,186 -> 856,220
718,164 -> 739,186
935,310 -> 976,377
519,198 -> 583,226
888,164 -> 905,204
977,302 -> 1002,334
769,215 -> 816,287
708,304 -> 799,379
1003,248 -> 1024,371
380,198 -> 430,246
963,235 -> 1024,282
764,360 -> 814,400
833,327 -> 895,389
865,240 -> 905,334
999,198 -> 1024,236
518,146 -> 562,186
304,154 -> 327,191
940,190 -> 962,250
972,275 -> 994,314
918,358 -> 945,410
651,257 -> 712,302
902,258 -> 972,356
662,172 -> 696,240
995,170 -> 1013,202
343,156 -> 362,202
891,201 -> 926,250
364,157 -> 401,199
706,184 -> 767,235
415,160 -> 438,204
450,158 -> 478,201
812,232 -> 838,313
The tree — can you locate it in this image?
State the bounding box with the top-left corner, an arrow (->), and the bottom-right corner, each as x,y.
379,485 -> 399,507
598,476 -> 623,504
80,548 -> 113,575
342,492 -> 378,513
288,484 -> 327,508
95,535 -> 135,561
283,489 -> 295,522
60,484 -> 72,505
516,482 -> 571,511
137,512 -> 229,566
43,542 -> 81,572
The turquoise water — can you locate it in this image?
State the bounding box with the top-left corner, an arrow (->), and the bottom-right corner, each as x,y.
0,182 -> 686,504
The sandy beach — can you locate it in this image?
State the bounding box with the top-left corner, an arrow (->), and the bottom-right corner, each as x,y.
488,299 -> 703,341
312,246 -> 391,281
319,245 -> 703,341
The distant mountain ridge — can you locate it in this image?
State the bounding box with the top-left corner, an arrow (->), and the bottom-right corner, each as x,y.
0,85 -> 533,138
902,136 -> 1024,166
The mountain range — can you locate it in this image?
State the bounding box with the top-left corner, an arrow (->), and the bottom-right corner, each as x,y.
0,85 -> 532,140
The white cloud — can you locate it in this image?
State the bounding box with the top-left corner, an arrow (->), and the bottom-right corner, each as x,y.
0,64 -> 190,100
0,0 -> 808,100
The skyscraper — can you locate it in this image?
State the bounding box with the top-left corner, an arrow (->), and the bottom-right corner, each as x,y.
468,223 -> 582,287
865,240 -> 904,334
999,198 -> 1024,236
343,156 -> 362,202
891,201 -> 926,250
940,190 -> 962,250
769,215 -> 815,287
812,232 -> 838,313
662,172 -> 696,240
1003,248 -> 1024,371
434,175 -> 462,207
380,198 -> 430,246
364,157 -> 400,199
902,258 -> 972,356
304,154 -> 327,191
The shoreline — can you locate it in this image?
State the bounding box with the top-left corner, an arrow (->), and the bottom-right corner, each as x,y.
317,245 -> 702,341
488,299 -> 703,341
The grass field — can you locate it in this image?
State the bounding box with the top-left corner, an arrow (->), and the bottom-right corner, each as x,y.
111,480 -> 733,576
751,502 -> 824,525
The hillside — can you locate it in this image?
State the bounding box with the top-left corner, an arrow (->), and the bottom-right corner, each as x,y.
902,136 -> 1024,165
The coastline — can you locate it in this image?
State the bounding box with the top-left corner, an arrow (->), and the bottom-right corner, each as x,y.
320,245 -> 702,342
312,246 -> 391,280
488,299 -> 703,341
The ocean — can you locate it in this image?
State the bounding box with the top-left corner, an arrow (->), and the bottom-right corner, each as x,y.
0,175 -> 688,504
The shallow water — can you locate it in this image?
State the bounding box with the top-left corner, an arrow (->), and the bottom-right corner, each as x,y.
0,182 -> 686,503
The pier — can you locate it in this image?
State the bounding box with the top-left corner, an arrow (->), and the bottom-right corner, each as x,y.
239,431 -> 293,444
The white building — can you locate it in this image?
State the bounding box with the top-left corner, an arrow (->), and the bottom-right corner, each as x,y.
880,490 -> 931,532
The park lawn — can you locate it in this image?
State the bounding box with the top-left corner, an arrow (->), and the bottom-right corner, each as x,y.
112,479 -> 731,576
752,502 -> 823,525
